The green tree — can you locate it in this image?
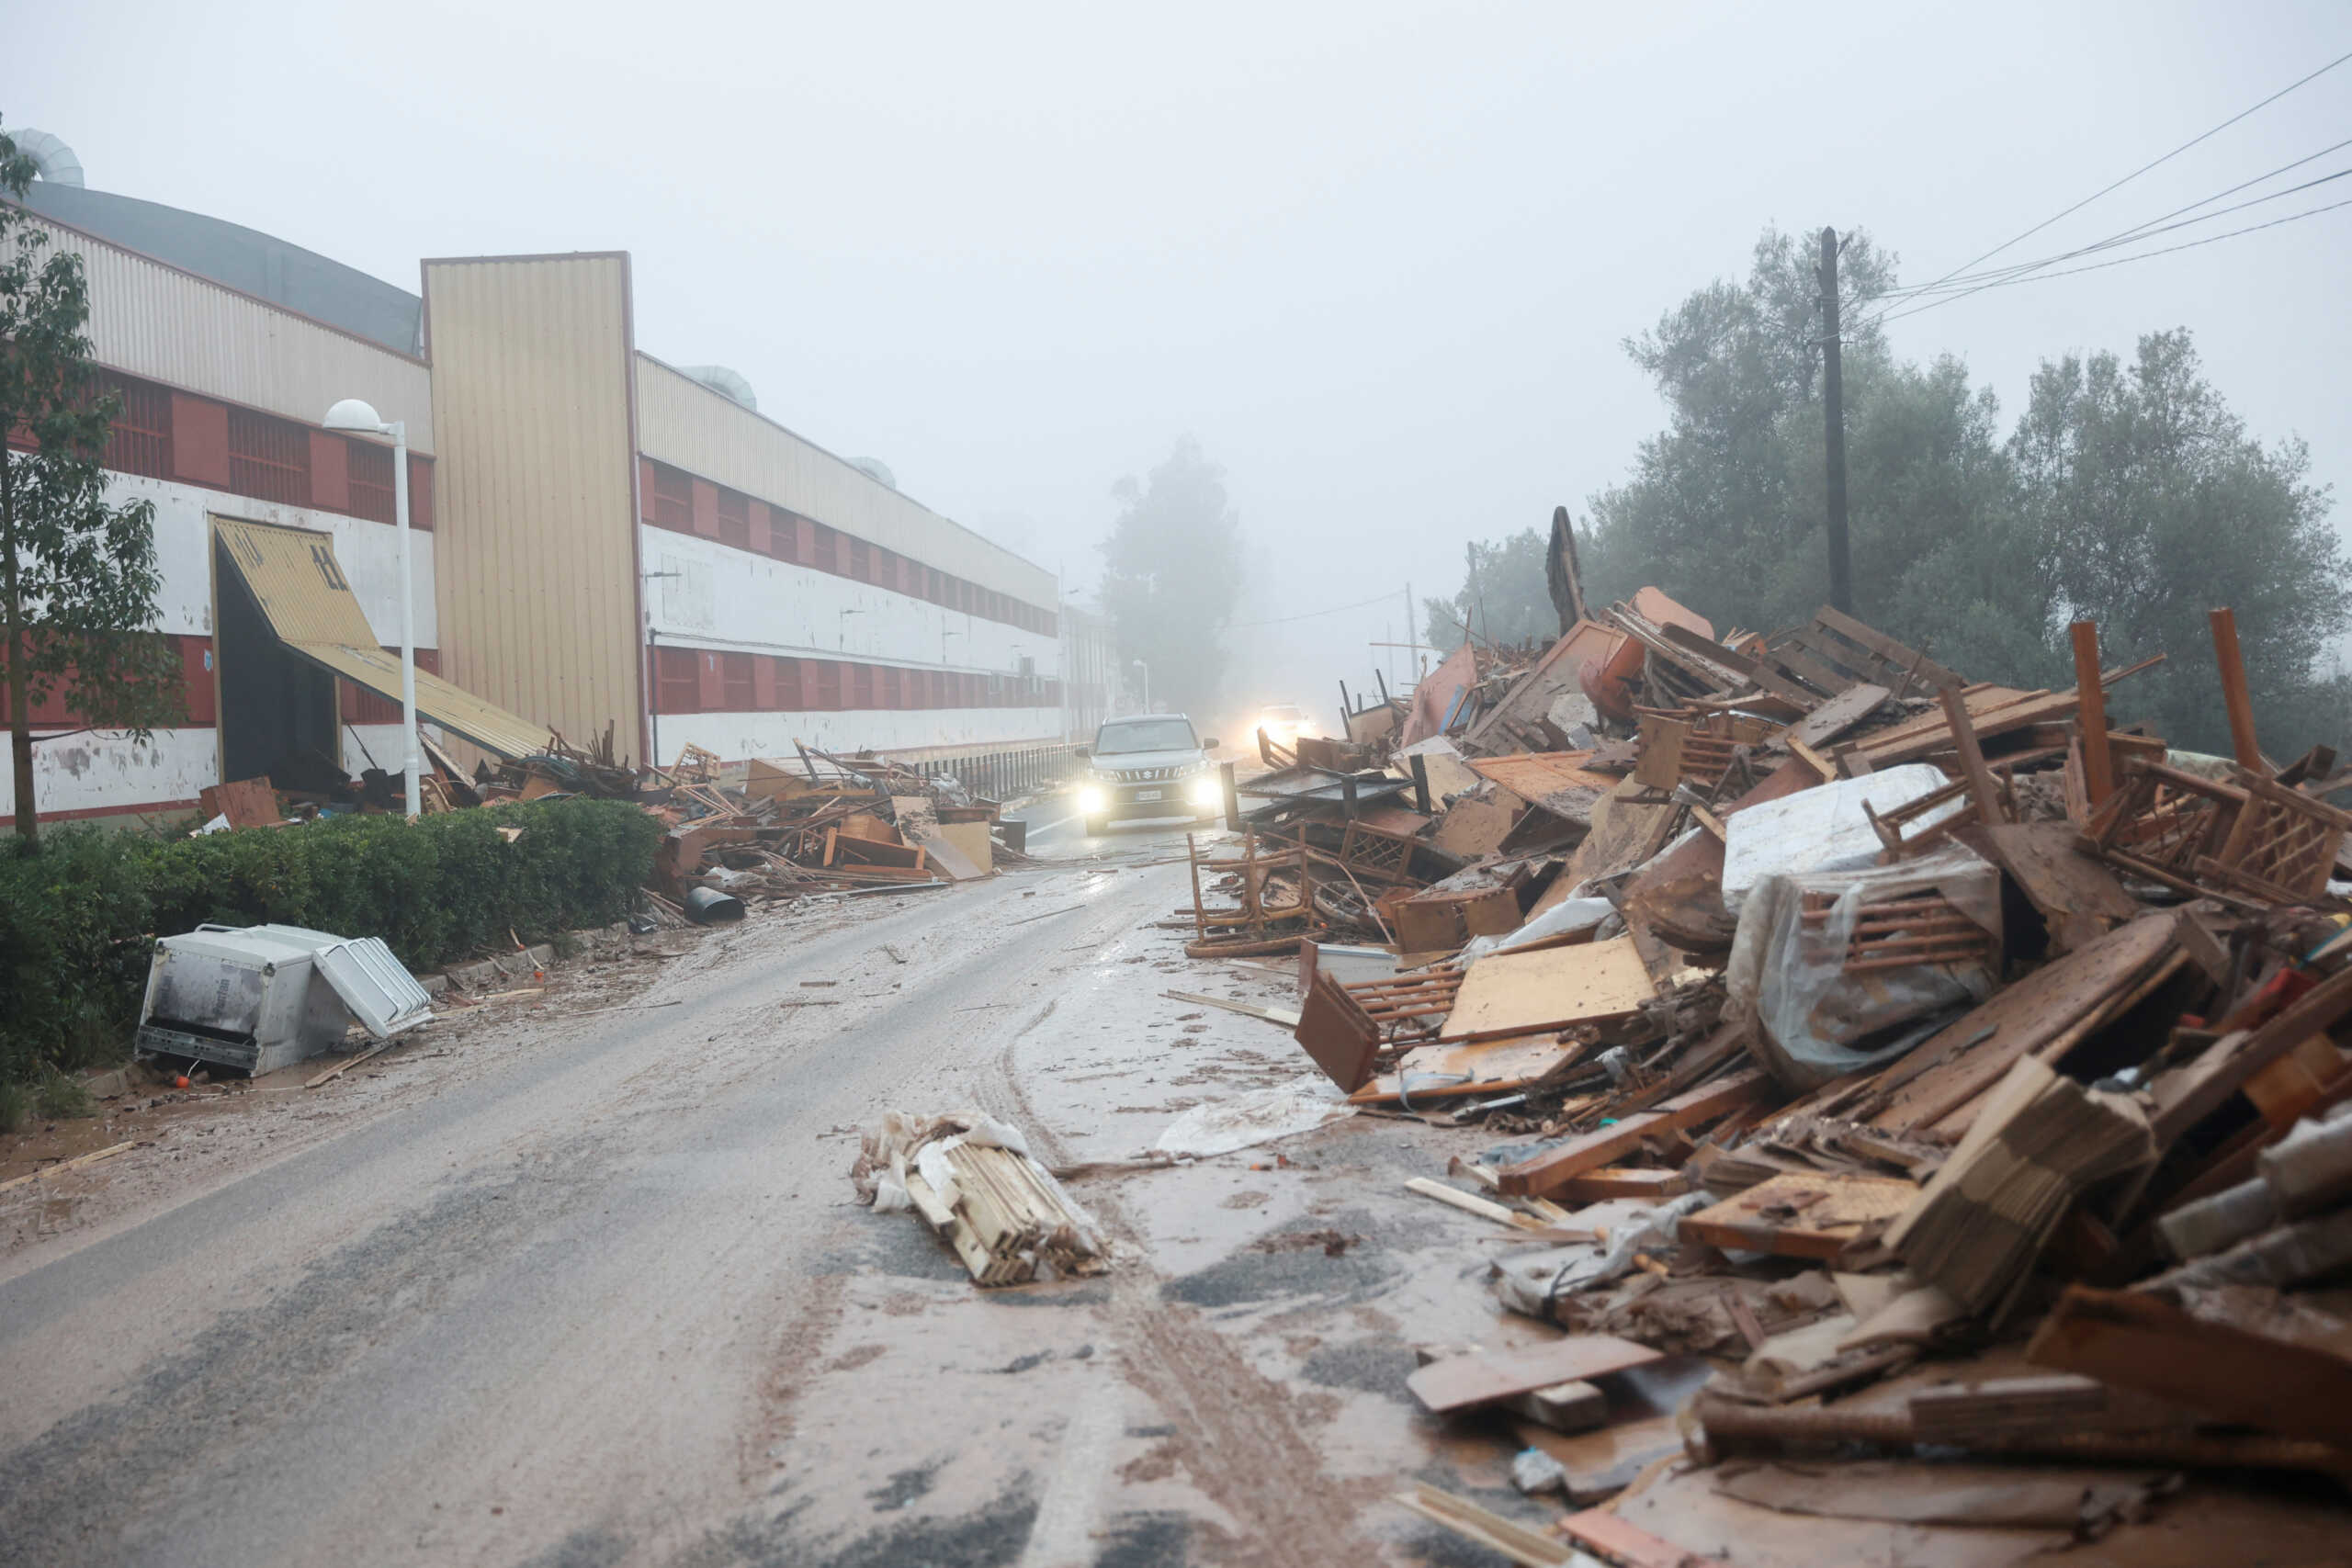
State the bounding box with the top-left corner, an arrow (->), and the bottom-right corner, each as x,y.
2011,330 -> 2349,756
1582,226 -> 1900,628
1423,528 -> 1555,651
0,124 -> 181,849
1098,437 -> 1244,716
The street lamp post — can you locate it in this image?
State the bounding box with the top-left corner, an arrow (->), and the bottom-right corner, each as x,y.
1132,659 -> 1149,715
322,399 -> 419,818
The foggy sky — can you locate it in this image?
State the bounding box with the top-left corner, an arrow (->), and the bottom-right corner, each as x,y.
8,2 -> 2349,728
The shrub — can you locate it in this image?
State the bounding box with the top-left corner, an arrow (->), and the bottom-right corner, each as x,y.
0,796 -> 659,1086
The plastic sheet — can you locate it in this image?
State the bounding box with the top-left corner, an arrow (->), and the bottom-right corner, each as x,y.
1152,1077 -> 1357,1158
1720,762 -> 1962,915
1725,842 -> 2001,1091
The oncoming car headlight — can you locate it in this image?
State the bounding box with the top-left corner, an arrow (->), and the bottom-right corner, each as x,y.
1077,784 -> 1107,815
1187,774 -> 1220,808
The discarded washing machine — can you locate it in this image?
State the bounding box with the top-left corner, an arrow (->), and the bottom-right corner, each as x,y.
136,923 -> 435,1074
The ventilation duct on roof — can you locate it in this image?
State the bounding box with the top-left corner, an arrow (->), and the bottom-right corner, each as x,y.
13,130 -> 85,187
678,365 -> 757,412
851,457 -> 897,490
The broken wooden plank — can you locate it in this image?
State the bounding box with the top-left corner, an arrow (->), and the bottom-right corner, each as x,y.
1548,1167 -> 1690,1203
1939,686 -> 2006,829
2071,622 -> 2114,807
1403,1177 -> 1559,1232
2209,607 -> 2266,773
1161,989 -> 1302,1028
1680,1170 -> 1918,1261
1499,1068 -> 1772,1198
1785,681 -> 1889,751
1437,934 -> 1655,1043
0,1140 -> 135,1193
1407,1335 -> 1664,1415
2027,1284 -> 2352,1447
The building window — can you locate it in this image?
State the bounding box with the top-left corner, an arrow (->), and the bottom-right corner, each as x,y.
651,464 -> 692,531
848,537 -> 869,581
772,657 -> 801,709
720,651 -> 754,711
845,661 -> 872,710
656,646 -> 700,713
716,489 -> 750,550
227,406 -> 310,504
811,523 -> 838,573
347,437 -> 396,524
99,374 -> 173,479
811,660 -> 842,710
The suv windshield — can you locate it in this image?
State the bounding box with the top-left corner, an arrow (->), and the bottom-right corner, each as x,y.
1095,718 -> 1199,755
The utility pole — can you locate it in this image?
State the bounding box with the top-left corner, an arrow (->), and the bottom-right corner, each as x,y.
1819,226 -> 1853,615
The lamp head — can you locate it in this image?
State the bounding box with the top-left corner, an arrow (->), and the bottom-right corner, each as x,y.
322,398 -> 387,434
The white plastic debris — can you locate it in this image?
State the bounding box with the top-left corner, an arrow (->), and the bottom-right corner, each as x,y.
1720,762 -> 1962,915
1511,1447 -> 1568,1495
1153,1077 -> 1358,1158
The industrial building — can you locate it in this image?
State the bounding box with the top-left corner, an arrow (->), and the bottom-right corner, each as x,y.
1,137 -> 1080,827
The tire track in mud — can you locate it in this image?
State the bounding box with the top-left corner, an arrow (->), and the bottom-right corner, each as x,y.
984,870 -> 1377,1568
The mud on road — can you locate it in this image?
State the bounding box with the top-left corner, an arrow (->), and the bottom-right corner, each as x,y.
0,829 -> 1544,1568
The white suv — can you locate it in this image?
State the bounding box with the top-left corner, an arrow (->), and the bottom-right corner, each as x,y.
1075,715 -> 1222,835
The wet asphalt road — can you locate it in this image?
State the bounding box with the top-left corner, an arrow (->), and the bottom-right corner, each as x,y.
0,797 -> 1473,1568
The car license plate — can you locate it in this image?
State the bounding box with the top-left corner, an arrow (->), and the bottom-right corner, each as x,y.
1135,788 -> 1163,802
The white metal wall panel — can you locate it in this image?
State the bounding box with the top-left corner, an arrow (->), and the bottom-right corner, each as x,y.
23,213 -> 433,449
640,526 -> 1058,678
634,357 -> 1055,606
654,708 -> 1062,765
0,726 -> 216,822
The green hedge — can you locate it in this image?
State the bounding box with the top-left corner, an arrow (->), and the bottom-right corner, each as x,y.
0,797 -> 661,1086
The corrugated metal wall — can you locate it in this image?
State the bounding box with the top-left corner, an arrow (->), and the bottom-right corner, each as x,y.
423,255 -> 643,760
28,214 -> 434,450
634,357 -> 1055,604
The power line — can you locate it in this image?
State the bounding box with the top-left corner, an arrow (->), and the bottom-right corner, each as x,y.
1877,47 -> 2352,314
1227,589 -> 1401,629
1856,161 -> 2352,319
1854,133 -> 2352,311
1871,193 -> 2352,325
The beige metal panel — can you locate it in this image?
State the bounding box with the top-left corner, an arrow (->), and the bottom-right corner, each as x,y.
213,517 -> 382,646
634,357 -> 1055,604
424,255 -> 643,761
23,213 -> 434,449
210,514 -> 556,758
294,644 -> 553,760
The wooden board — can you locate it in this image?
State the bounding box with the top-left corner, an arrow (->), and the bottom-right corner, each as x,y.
1430,795 -> 1521,858
1863,912 -> 2177,1134
1964,822 -> 2140,955
1438,935 -> 1654,1042
1680,1170 -> 1919,1261
199,774 -> 278,829
1548,1166 -> 1690,1202
2028,1284 -> 2352,1448
1407,1335 -> 1663,1415
1350,1033 -> 1577,1104
1786,682 -> 1890,750
1500,1068 -> 1771,1197
1292,969 -> 1381,1092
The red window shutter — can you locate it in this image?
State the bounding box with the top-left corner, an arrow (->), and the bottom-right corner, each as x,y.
690,479 -> 720,541
657,647 -> 700,713
226,407 -> 311,504
747,501 -> 772,558
407,455 -> 434,531
639,457 -> 660,521
170,393 -> 229,487
752,655 -> 777,711
309,431 -> 351,513
347,439 -> 398,525
696,649 -> 725,710
720,652 -> 754,711
651,464 -> 693,531
716,489 -> 750,550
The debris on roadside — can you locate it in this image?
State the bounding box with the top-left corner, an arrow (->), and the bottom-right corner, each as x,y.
853,1110 -> 1109,1286
1170,590 -> 2352,1561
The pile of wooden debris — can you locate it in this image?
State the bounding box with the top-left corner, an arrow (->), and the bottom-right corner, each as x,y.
1177,586 -> 2352,1563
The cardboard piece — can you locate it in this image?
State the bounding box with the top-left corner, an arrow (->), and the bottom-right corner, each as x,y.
1407,1335 -> 1663,1415
1439,935 -> 1655,1042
